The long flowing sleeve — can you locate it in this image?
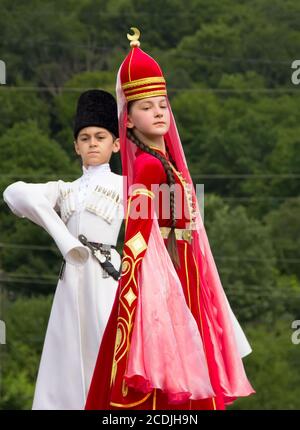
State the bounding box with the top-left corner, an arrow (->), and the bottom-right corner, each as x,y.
120,155 -> 166,285
3,180 -> 89,265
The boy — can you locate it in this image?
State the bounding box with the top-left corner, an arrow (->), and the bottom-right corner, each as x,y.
3,89 -> 123,410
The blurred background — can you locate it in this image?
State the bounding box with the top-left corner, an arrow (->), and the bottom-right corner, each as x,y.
0,0 -> 300,410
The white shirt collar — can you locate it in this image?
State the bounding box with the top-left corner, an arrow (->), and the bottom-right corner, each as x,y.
82,163 -> 111,176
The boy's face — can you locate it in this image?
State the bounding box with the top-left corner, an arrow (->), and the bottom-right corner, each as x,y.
74,126 -> 120,168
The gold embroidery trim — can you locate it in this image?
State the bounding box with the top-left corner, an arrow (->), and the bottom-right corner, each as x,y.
152,389 -> 157,410
168,162 -> 194,224
212,397 -> 217,410
128,47 -> 135,83
122,76 -> 166,90
184,242 -> 192,310
110,327 -> 123,387
149,145 -> 166,156
125,84 -> 166,95
126,90 -> 167,102
122,379 -> 128,397
125,196 -> 133,232
131,188 -> 155,199
110,392 -> 152,408
121,260 -> 130,274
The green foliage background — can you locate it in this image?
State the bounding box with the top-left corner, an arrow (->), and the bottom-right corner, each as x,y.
1,0 -> 300,410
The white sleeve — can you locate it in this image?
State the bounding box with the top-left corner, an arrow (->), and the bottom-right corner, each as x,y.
3,181 -> 89,266
224,294 -> 253,358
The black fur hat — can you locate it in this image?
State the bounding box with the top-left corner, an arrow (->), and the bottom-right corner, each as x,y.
73,89 -> 119,139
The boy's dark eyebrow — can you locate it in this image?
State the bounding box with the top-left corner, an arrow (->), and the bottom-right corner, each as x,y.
79,131 -> 108,138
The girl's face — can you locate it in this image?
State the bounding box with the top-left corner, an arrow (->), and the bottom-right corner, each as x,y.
74,126 -> 120,167
127,96 -> 170,138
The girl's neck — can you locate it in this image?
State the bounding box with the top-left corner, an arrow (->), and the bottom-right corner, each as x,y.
134,129 -> 166,154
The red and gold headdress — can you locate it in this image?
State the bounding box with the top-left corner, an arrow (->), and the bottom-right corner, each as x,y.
120,27 -> 167,102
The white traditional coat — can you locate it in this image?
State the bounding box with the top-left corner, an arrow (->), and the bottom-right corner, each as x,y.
3,163 -> 123,410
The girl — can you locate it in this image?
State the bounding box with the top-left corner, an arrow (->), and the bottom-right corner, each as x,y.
3,90 -> 123,409
86,30 -> 255,410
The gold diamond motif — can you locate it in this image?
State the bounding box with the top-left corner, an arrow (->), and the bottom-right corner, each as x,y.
125,231 -> 147,259
124,288 -> 137,307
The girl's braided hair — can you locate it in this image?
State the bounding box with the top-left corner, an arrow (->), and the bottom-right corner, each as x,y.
127,128 -> 180,268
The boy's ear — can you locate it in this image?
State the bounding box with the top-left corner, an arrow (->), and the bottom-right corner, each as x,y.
112,138 -> 120,153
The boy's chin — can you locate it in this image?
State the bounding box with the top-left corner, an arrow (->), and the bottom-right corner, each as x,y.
85,159 -> 109,166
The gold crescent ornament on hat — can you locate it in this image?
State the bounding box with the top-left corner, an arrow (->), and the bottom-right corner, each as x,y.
127,27 -> 141,47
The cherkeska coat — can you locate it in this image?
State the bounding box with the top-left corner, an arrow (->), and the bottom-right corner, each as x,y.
3,163 -> 123,410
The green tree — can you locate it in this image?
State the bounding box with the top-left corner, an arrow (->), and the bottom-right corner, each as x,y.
0,0 -> 87,88
0,83 -> 49,136
230,319 -> 300,410
265,198 -> 300,279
